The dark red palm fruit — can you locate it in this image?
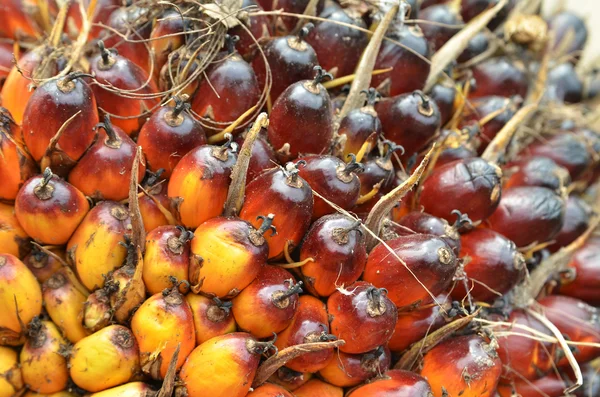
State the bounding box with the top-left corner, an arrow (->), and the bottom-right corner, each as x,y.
546,63 -> 584,104
418,4 -> 463,51
90,42 -> 159,136
274,295 -> 335,373
356,142 -> 403,199
457,31 -> 490,63
418,157 -> 502,223
548,11 -> 588,63
257,0 -> 324,32
21,73 -> 98,163
304,9 -> 368,78
319,346 -> 392,387
297,154 -> 362,219
68,116 -> 145,201
137,97 -> 207,178
328,282 -> 398,354
469,57 -> 528,99
496,309 -> 557,381
364,234 -> 458,309
15,168 -> 90,246
191,43 -> 260,135
376,91 -> 441,158
0,107 -> 37,201
451,228 -> 526,302
487,186 -> 565,248
138,170 -> 171,233
388,294 -> 449,353
229,0 -> 272,58
252,25 -> 319,102
386,211 -> 462,253
428,81 -> 456,127
460,0 -> 516,31
504,156 -> 571,193
575,128 -> 600,185
557,236 -> 600,306
22,246 -> 64,284
538,295 -> 600,367
167,140 -> 237,228
269,367 -> 313,391
421,334 -> 502,397
436,143 -> 477,168
239,161 -> 314,260
299,215 -> 367,297
185,294 -> 236,345
0,0 -> 38,39
65,0 -> 120,39
496,373 -> 569,397
267,66 -> 333,162
521,133 -> 593,182
548,195 -> 592,252
0,40 -> 13,85
189,216 -> 270,298
338,89 -> 383,160
460,96 -> 518,153
234,131 -> 278,183
347,370 -> 433,397
421,0 -> 450,9
250,383 -> 295,397
232,265 -> 301,338
372,25 -> 431,97
149,10 -> 186,82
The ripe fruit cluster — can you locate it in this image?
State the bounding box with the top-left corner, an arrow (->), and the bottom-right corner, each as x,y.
0,0 -> 599,397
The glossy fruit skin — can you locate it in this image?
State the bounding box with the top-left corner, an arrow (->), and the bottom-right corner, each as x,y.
22,77 -> 98,162
250,383 -> 295,397
294,379 -> 343,397
488,186 -> 565,248
252,35 -> 319,102
391,211 -> 461,253
505,156 -> 570,192
364,234 -> 458,309
347,369 -> 433,397
299,214 -> 367,297
305,10 -> 368,77
143,226 -> 191,295
139,182 -> 171,233
229,0 -> 272,57
149,10 -> 186,82
275,295 -> 335,373
232,265 -> 299,338
168,144 -> 237,228
178,332 -> 263,397
320,346 -> 392,387
461,0 -> 516,31
453,228 -> 525,302
418,4 -> 463,51
67,202 -> 131,291
373,25 -> 431,96
376,91 -> 441,158
131,289 -> 195,379
70,325 -> 140,392
15,174 -> 90,246
461,96 -> 517,153
418,158 -> 502,223
190,217 -> 267,298
0,203 -> 29,258
298,155 -> 361,219
338,106 -> 382,160
388,293 -> 449,352
548,11 -> 588,62
421,335 -> 502,397
240,167 -> 313,259
458,31 -> 490,63
0,0 -> 38,39
546,63 -> 584,103
20,320 -> 69,393
68,124 -> 145,201
186,294 -> 236,344
548,195 -> 592,252
0,254 -> 42,345
469,57 -> 528,99
22,247 -> 63,283
86,382 -> 155,397
0,345 -> 23,397
428,82 -> 456,126
268,78 -> 333,161
137,106 -> 207,178
496,373 -> 568,397
558,236 -> 600,306
65,0 -> 120,40
234,133 -> 277,183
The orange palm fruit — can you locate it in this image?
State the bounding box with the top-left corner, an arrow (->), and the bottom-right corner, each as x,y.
148,11 -> 186,82
15,168 -> 90,245
0,0 -> 38,39
0,107 -> 37,201
70,325 -> 140,392
189,216 -> 270,298
178,332 -> 275,397
43,268 -> 90,343
185,294 -> 236,345
168,140 -> 237,228
274,295 -> 335,373
421,335 -> 502,397
20,318 -> 69,393
88,382 -> 155,397
0,345 -> 23,397
294,379 -> 343,397
347,370 -> 433,397
23,391 -> 77,397
131,286 -> 195,379
22,246 -> 64,283
232,265 -> 301,338
319,346 -> 392,387
68,116 -> 146,201
143,226 -> 193,295
67,201 -> 131,291
139,175 -> 171,233
0,253 -> 42,345
249,383 -> 294,397
0,202 -> 29,258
